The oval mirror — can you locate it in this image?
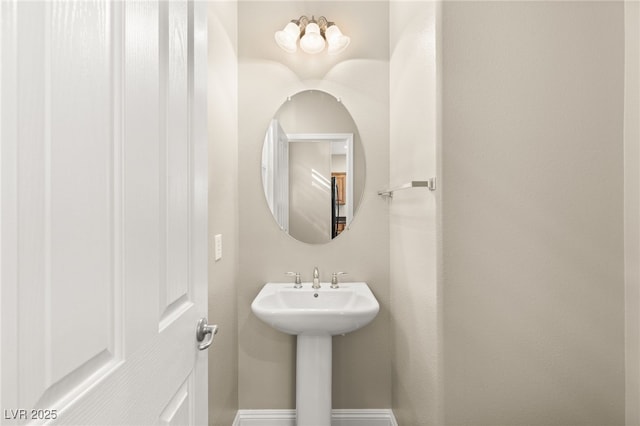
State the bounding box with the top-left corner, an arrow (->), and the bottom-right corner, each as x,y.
261,90 -> 366,244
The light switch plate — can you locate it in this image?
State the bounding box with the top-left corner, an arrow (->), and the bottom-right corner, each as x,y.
214,234 -> 222,261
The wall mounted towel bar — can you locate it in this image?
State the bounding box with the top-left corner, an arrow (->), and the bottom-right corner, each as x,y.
378,178 -> 436,198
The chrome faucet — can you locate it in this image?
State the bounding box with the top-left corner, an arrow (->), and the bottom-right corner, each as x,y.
331,272 -> 346,289
312,266 -> 320,289
285,272 -> 302,289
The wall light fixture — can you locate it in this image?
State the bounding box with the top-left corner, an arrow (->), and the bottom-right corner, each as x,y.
275,16 -> 350,55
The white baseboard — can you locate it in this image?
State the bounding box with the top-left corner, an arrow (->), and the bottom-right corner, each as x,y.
232,409 -> 398,426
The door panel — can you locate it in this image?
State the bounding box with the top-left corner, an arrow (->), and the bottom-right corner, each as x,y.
160,0 -> 191,323
12,0 -> 121,412
48,0 -> 116,392
0,0 -> 208,424
159,378 -> 193,426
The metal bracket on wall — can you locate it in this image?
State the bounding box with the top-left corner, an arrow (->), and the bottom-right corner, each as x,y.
377,178 -> 436,198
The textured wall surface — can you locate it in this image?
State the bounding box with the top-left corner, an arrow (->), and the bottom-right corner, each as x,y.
625,1 -> 640,424
442,2 -> 625,425
208,2 -> 239,425
389,1 -> 441,425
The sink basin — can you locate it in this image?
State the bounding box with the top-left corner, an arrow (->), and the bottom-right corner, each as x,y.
251,282 -> 379,335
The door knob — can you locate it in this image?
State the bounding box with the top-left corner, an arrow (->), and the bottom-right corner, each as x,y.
196,318 -> 218,350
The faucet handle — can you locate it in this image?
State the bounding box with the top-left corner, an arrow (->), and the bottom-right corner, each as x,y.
285,272 -> 302,288
330,272 -> 347,288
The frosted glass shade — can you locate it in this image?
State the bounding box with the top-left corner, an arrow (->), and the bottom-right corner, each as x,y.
325,24 -> 350,55
300,22 -> 325,54
275,22 -> 301,53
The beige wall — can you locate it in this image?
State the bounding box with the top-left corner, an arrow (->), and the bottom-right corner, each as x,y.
237,1 -> 391,410
442,2 -> 625,425
207,2 -> 634,424
625,1 -> 640,424
389,1 -> 441,425
208,2 -> 239,425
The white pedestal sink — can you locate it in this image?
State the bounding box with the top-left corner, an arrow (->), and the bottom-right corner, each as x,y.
251,282 -> 379,426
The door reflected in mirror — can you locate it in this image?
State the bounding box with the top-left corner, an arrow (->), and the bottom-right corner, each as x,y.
261,90 -> 365,244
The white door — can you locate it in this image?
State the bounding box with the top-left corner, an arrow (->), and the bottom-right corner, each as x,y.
1,1 -> 209,424
275,122 -> 290,233
262,120 -> 289,232
288,141 -> 332,244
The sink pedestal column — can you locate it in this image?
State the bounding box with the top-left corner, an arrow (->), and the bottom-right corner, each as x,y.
296,334 -> 332,426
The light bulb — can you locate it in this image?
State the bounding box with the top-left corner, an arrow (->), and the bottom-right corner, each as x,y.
275,21 -> 301,53
325,24 -> 350,55
300,22 -> 325,54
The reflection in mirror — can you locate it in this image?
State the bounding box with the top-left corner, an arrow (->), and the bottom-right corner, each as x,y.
261,90 -> 365,244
